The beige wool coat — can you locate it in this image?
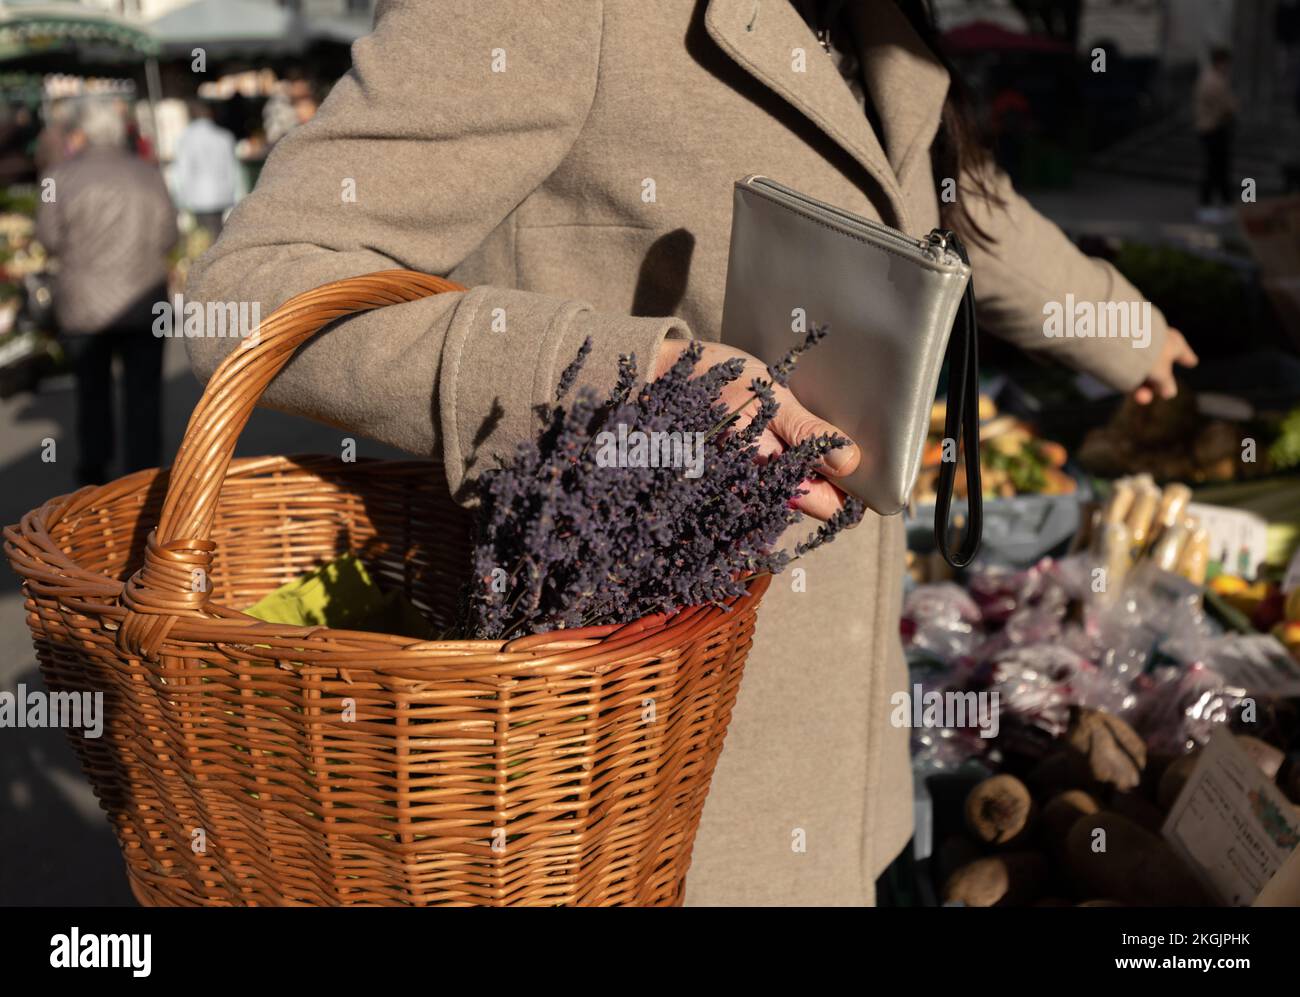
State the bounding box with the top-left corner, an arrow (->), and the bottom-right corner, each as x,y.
187,0 -> 1168,906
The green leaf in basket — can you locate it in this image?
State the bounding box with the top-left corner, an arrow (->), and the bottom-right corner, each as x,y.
241,553 -> 435,639
243,553 -> 386,629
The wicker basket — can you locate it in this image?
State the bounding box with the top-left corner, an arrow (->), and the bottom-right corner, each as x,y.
3,271 -> 769,906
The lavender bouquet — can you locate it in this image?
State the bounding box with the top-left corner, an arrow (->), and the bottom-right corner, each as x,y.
460,329 -> 863,640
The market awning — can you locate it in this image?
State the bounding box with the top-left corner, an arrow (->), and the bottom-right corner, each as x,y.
0,2 -> 159,65
148,0 -> 299,58
941,19 -> 1073,56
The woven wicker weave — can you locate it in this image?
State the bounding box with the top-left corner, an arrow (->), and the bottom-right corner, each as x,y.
3,271 -> 769,906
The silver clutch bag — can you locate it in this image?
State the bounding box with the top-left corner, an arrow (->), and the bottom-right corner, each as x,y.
720,174 -> 982,565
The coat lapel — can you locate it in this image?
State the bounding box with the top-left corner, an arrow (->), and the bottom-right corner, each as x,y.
704,0 -> 950,229
846,0 -> 949,186
704,0 -> 904,217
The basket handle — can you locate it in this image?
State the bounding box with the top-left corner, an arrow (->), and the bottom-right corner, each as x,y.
117,269 -> 465,659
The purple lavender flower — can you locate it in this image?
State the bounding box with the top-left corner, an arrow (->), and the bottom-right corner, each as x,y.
555,336 -> 592,401
768,323 -> 828,387
459,328 -> 862,639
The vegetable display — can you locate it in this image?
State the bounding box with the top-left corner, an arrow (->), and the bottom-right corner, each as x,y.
913,396 -> 1075,504
903,538 -> 1300,906
1078,390 -> 1295,485
937,726 -> 1285,907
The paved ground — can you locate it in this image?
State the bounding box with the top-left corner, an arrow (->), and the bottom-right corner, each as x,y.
1029,168 -> 1248,247
0,337 -> 404,905
0,171 -> 1234,905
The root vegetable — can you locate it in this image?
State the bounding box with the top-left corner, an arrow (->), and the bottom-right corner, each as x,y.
937,835 -> 984,883
943,852 -> 1047,907
1041,790 -> 1101,853
1065,813 -> 1211,906
965,774 -> 1036,846
1064,709 -> 1146,791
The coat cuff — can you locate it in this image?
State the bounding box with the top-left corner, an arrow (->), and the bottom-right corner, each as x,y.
1077,259 -> 1170,392
438,285 -> 691,500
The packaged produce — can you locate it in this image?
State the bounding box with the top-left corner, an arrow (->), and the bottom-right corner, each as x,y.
1154,482 -> 1193,538
1129,663 -> 1241,757
902,582 -> 982,665
1094,520 -> 1132,598
1149,517 -> 1192,574
1126,480 -> 1162,557
1178,525 -> 1211,585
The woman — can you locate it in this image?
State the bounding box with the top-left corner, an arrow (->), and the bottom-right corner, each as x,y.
187,0 -> 1195,905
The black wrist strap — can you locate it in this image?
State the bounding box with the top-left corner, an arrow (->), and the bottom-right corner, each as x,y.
933,232 -> 982,568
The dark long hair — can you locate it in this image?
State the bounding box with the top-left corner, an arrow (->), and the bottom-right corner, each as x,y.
893,0 -> 1003,247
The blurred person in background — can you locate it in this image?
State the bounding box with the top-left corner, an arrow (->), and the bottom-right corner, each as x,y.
173,100 -> 239,242
263,78 -> 319,146
35,100 -> 78,176
291,84 -> 320,129
36,101 -> 178,486
1194,47 -> 1238,223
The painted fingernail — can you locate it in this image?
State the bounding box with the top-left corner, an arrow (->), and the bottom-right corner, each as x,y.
826,444 -> 856,473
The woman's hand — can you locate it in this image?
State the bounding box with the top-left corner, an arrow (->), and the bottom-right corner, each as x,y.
1133,327 -> 1198,405
655,339 -> 860,521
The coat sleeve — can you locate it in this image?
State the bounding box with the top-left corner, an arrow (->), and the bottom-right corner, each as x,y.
184,0 -> 689,499
958,165 -> 1168,392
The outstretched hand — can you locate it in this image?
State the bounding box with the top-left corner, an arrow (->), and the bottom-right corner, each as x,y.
1133,327 -> 1198,405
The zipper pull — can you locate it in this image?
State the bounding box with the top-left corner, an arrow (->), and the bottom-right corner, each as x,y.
925,229 -> 951,262
817,27 -> 832,54
927,228 -> 971,266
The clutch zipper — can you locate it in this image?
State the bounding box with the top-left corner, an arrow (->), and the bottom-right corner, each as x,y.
740,174 -> 965,269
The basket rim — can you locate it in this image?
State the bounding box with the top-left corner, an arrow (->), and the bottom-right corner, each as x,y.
4,454 -> 771,674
